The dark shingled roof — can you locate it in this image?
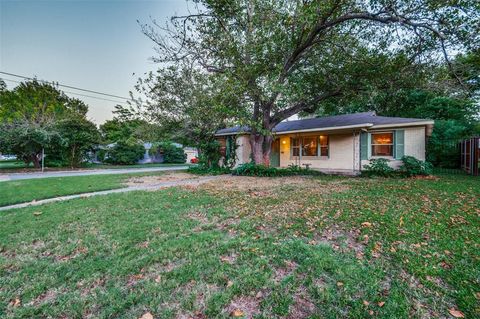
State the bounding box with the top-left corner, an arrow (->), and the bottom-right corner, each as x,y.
215,112 -> 431,135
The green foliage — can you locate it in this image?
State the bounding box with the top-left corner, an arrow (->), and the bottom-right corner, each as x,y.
104,142 -> 145,165
0,121 -> 60,168
198,140 -> 222,169
400,156 -> 433,177
361,158 -> 395,177
51,116 -> 100,167
157,142 -> 186,164
363,157 -> 432,177
233,162 -> 324,177
0,80 -> 95,168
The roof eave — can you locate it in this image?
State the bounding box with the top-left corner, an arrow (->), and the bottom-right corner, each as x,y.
274,123 -> 374,135
370,121 -> 434,129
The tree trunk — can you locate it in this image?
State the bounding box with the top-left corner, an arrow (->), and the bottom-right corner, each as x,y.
249,133 -> 273,166
32,155 -> 41,169
250,133 -> 264,164
262,135 -> 273,166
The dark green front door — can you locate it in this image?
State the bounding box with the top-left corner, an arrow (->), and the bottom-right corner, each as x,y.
270,139 -> 280,167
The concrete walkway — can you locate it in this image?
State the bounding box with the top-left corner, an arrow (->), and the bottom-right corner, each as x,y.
0,175 -> 222,211
0,166 -> 189,182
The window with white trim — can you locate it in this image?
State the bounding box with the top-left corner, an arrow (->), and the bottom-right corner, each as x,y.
291,135 -> 329,157
371,132 -> 393,156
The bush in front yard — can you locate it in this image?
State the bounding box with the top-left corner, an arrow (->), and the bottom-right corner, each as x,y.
160,142 -> 187,163
362,156 -> 432,177
400,155 -> 433,176
361,158 -> 395,177
232,163 -> 324,177
104,142 -> 145,165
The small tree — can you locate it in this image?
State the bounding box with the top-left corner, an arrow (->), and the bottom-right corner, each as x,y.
0,121 -> 59,168
55,116 -> 100,168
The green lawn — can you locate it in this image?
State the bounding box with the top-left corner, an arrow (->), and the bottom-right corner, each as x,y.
0,174 -> 478,318
0,172 -> 167,207
0,160 -> 188,173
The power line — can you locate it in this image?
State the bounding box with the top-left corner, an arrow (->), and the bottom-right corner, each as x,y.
1,78 -> 131,105
0,71 -> 136,102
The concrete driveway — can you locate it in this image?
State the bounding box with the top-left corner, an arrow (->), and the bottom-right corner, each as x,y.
0,166 -> 189,182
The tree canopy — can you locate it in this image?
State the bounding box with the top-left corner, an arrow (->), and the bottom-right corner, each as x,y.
0,80 -> 98,168
138,0 -> 479,165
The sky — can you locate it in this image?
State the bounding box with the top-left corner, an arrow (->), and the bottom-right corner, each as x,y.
0,0 -> 191,124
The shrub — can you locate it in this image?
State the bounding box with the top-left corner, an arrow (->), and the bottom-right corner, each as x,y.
160,142 -> 187,163
104,142 -> 145,165
362,158 -> 395,177
232,162 -> 324,177
198,140 -> 222,168
400,155 -> 433,176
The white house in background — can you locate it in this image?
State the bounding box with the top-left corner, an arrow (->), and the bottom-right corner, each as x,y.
215,112 -> 434,174
140,143 -> 198,164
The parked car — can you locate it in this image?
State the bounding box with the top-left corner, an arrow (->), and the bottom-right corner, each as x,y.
190,157 -> 198,164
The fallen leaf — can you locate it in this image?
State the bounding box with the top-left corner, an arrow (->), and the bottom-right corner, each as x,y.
448,308 -> 464,318
256,291 -> 263,298
227,280 -> 234,287
361,222 -> 372,228
363,300 -> 370,306
378,301 -> 385,307
139,312 -> 154,319
336,281 -> 344,287
231,309 -> 245,317
154,275 -> 161,283
9,297 -> 20,307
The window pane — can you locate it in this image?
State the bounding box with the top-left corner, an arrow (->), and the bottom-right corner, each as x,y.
292,147 -> 299,157
320,146 -> 328,156
302,137 -> 317,156
319,135 -> 328,146
372,133 -> 393,145
372,145 -> 393,156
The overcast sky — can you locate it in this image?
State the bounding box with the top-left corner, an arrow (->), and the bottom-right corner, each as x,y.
0,0 -> 190,124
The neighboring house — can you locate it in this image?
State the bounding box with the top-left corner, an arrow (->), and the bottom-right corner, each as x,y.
215,112 -> 434,174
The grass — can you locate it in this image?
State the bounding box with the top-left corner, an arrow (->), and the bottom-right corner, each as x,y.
0,171 -> 168,207
0,174 -> 478,318
0,160 -> 189,173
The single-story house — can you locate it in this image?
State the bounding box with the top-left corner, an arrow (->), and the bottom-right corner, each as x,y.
215,112 -> 434,174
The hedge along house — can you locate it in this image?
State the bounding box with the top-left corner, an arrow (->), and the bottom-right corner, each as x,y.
215,112 -> 434,174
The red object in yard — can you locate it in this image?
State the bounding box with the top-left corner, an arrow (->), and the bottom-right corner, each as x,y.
190,157 -> 198,164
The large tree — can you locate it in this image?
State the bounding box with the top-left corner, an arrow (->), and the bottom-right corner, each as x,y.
141,0 -> 479,165
0,80 -> 96,168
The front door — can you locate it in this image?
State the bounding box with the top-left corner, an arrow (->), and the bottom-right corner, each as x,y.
270,139 -> 280,167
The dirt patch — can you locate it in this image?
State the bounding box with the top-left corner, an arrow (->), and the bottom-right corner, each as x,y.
224,296 -> 261,319
125,172 -> 199,187
27,289 -> 60,306
55,246 -> 88,262
273,260 -> 298,284
187,210 -> 210,224
174,283 -> 220,319
220,253 -> 238,265
286,286 -> 316,319
313,226 -> 365,258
